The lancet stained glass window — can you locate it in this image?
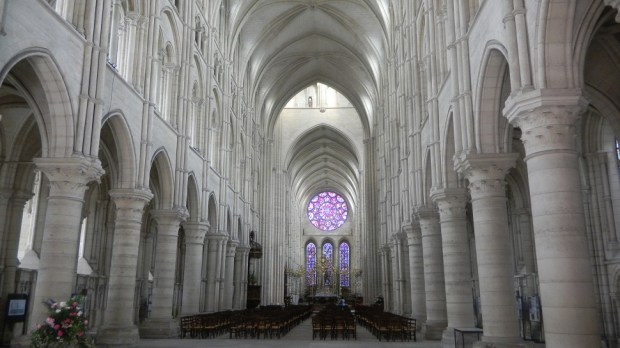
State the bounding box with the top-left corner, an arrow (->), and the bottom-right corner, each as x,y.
307,191 -> 348,231
323,243 -> 333,286
306,242 -> 317,286
339,242 -> 350,287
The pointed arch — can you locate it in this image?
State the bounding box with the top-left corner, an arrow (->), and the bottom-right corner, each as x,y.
475,45 -> 512,154
0,49 -> 76,157
149,148 -> 175,209
186,173 -> 200,222
207,193 -> 218,232
101,111 -> 138,189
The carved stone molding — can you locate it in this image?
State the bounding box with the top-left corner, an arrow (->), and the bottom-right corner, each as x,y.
34,157 -> 104,199
414,205 -> 439,221
226,240 -> 239,256
150,208 -> 189,236
430,187 -> 468,220
503,89 -> 586,156
110,189 -> 153,221
183,222 -> 209,245
455,153 -> 518,198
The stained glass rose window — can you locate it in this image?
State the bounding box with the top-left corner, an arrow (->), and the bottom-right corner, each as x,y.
307,191 -> 348,231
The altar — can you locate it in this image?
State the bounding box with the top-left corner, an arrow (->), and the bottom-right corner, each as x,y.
308,294 -> 338,305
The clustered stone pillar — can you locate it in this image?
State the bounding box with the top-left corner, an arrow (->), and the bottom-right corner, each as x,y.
181,222 -> 208,315
204,233 -> 227,312
233,245 -> 250,309
30,157 -> 103,327
457,153 -> 521,347
506,93 -> 601,347
222,240 -> 238,310
141,209 -> 187,338
416,205 -> 447,339
380,245 -> 391,309
98,189 -> 152,346
0,190 -> 32,344
390,235 -> 402,314
405,221 -> 427,332
431,188 -> 476,346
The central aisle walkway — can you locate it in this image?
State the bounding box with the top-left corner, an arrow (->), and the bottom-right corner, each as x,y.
136,316 -> 443,348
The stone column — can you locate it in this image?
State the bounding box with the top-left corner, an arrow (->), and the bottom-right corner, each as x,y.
389,237 -> 401,314
456,153 -> 521,347
416,205 -> 447,339
395,233 -> 408,315
31,157 -> 103,327
505,92 -> 600,347
405,221 -> 427,331
431,188 -> 476,347
98,189 -> 152,346
380,245 -> 391,310
217,238 -> 228,310
140,209 -> 187,338
233,246 -> 250,309
181,222 -> 208,315
204,233 -> 227,312
0,191 -> 32,344
222,240 -> 238,310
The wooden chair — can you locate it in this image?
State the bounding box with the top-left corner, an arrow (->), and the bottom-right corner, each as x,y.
404,318 -> 416,342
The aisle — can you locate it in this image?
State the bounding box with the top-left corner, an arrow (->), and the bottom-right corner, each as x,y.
136,316 -> 442,348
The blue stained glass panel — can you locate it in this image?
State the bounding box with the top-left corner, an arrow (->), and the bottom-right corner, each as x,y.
339,242 -> 350,287
306,243 -> 316,286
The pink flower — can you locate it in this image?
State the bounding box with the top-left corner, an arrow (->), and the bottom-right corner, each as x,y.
77,331 -> 84,337
53,324 -> 60,330
46,317 -> 55,326
57,330 -> 63,337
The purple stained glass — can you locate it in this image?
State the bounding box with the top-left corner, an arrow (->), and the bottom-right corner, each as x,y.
339,242 -> 350,287
307,191 -> 348,231
306,243 -> 316,286
323,243 -> 333,286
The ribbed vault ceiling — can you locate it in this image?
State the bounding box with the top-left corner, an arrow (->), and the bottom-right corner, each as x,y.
229,0 -> 390,213
230,0 -> 389,133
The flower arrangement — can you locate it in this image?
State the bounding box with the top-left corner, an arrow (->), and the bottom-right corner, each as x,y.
31,296 -> 94,348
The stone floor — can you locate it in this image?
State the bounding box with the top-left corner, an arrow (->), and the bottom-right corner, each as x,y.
136,318 -> 444,348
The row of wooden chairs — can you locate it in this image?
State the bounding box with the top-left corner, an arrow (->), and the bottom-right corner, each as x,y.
181,306 -> 312,339
311,305 -> 356,340
228,305 -> 313,339
355,305 -> 416,342
180,310 -> 239,338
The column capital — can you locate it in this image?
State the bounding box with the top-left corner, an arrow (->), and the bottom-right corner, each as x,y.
504,89 -> 586,156
110,189 -> 153,221
34,156 -> 104,198
226,241 -> 238,256
455,153 -> 518,197
150,209 -> 188,235
204,233 -> 228,242
414,205 -> 438,221
235,245 -> 251,254
391,231 -> 406,242
403,222 -> 422,246
430,187 -> 468,220
183,221 -> 209,245
110,188 -> 153,208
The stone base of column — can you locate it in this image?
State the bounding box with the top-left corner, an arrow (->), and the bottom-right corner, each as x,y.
441,327 -> 458,348
139,318 -> 181,338
424,320 -> 447,340
97,325 -> 140,346
473,337 -> 535,348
